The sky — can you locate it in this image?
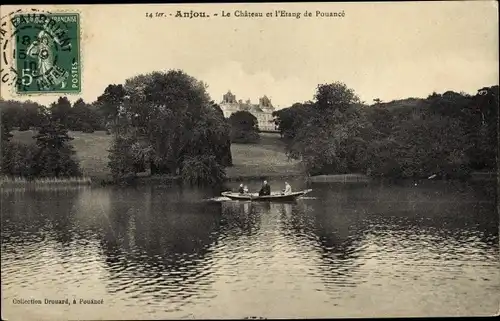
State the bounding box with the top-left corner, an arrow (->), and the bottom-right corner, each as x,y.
0,2 -> 498,109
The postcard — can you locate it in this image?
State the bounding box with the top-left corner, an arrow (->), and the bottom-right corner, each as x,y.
0,2 -> 498,320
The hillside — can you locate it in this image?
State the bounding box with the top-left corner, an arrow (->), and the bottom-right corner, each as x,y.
10,130 -> 302,181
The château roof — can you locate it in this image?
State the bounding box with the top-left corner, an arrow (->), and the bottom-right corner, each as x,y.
249,105 -> 263,113
220,91 -> 274,113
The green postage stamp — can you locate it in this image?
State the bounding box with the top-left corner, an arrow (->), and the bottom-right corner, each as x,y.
11,12 -> 81,93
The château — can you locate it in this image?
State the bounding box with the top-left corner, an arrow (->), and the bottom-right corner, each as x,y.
220,90 -> 277,132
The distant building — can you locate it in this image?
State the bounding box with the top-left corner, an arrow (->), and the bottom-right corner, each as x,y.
220,90 -> 277,132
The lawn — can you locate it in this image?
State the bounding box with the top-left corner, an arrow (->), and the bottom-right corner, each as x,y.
10,130 -> 113,180
226,133 -> 302,179
9,131 -> 302,180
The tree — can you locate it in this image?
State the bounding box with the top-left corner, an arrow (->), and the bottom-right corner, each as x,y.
365,104 -> 394,140
120,70 -> 213,175
0,100 -> 14,142
0,112 -> 14,175
96,84 -> 126,128
287,82 -> 370,175
70,98 -> 100,132
228,110 -> 260,143
1,142 -> 38,178
314,82 -> 361,114
466,86 -> 498,170
32,120 -> 81,177
50,97 -> 72,127
211,102 -> 233,166
18,101 -> 43,130
181,155 -> 226,186
107,69 -> 232,184
272,101 -> 314,142
0,122 -> 13,142
108,129 -> 141,183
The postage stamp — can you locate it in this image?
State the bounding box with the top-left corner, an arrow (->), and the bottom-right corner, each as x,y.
2,10 -> 81,94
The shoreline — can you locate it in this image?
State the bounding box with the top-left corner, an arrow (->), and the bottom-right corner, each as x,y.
1,171 -> 496,189
307,173 -> 371,183
0,176 -> 92,189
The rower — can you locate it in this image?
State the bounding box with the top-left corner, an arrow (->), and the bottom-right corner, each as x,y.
258,180 -> 271,196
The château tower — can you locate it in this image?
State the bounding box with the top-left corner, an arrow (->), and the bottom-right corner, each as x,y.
219,90 -> 277,132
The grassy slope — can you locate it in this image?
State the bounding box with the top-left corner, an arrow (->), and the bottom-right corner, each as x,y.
10,130 -> 302,180
227,133 -> 302,178
11,130 -> 113,180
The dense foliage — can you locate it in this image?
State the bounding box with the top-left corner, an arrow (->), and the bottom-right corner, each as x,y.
272,102 -> 314,142
107,128 -> 142,184
273,83 -> 498,179
0,97 -> 104,133
1,119 -> 81,179
1,97 -> 92,179
105,69 -> 232,185
1,76 -> 496,184
0,70 -> 233,185
228,110 -> 260,144
95,84 -> 126,133
0,99 -> 47,131
31,121 -> 82,177
181,155 -> 226,186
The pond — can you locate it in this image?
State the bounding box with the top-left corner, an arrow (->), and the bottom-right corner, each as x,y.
1,179 -> 498,319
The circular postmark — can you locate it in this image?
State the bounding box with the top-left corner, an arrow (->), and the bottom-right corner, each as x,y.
1,8 -> 76,92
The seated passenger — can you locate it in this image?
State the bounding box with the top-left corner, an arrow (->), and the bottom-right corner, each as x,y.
283,182 -> 292,195
238,184 -> 244,194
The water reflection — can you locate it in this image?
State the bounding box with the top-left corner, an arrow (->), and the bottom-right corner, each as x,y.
220,201 -> 263,237
1,180 -> 498,319
97,186 -> 223,309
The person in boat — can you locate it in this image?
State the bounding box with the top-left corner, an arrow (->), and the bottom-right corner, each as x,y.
283,182 -> 292,195
238,184 -> 245,194
243,185 -> 249,193
259,180 -> 271,196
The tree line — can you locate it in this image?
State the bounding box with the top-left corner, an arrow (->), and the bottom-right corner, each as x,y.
0,93 -> 119,180
0,70 -> 235,184
0,68 -> 260,184
0,97 -> 97,180
2,75 -> 497,183
1,97 -> 104,134
272,82 -> 498,179
1,110 -> 82,179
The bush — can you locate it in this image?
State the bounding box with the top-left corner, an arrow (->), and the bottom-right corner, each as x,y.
1,124 -> 13,142
34,147 -> 82,178
1,140 -> 81,179
181,155 -> 226,186
231,130 -> 260,144
82,123 -> 95,133
1,142 -> 38,178
32,121 -> 82,178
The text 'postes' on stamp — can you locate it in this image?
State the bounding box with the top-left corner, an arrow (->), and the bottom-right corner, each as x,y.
11,13 -> 81,94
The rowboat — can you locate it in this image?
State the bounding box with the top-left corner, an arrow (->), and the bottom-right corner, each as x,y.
221,189 -> 313,202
